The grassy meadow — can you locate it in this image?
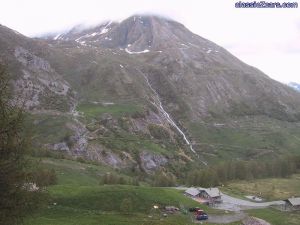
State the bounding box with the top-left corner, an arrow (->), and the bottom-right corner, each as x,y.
247,208 -> 300,225
24,158 -> 223,225
24,157 -> 300,225
77,102 -> 143,120
222,174 -> 300,201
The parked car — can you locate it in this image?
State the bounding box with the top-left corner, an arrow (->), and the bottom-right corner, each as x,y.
194,209 -> 204,215
196,213 -> 208,221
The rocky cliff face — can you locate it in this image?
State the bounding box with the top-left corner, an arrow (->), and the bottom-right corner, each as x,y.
13,46 -> 74,111
0,25 -> 75,112
1,15 -> 300,173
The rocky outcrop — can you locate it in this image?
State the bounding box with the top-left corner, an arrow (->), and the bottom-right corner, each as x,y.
242,217 -> 271,225
53,142 -> 70,152
13,47 -> 74,111
139,151 -> 168,172
86,144 -> 135,169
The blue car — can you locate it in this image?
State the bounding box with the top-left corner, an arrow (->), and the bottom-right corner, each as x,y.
196,213 -> 208,220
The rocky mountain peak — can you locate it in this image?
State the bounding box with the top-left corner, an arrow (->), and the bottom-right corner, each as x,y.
114,14 -> 191,51
47,14 -> 205,52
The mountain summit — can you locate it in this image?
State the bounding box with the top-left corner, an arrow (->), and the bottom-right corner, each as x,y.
50,15 -> 201,51
48,15 -> 300,121
1,15 -> 300,171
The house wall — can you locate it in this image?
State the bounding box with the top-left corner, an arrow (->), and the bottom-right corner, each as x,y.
213,196 -> 222,202
284,203 -> 300,211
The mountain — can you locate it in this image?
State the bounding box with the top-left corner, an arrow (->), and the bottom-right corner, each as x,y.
1,15 -> 300,175
288,82 -> 300,92
49,15 -> 300,121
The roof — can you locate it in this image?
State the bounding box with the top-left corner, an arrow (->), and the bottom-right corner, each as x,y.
199,187 -> 221,198
287,197 -> 300,206
185,187 -> 200,196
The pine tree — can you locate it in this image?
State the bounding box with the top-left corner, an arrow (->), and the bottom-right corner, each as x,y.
0,64 -> 39,224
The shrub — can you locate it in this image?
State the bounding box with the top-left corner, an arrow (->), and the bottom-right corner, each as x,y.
120,198 -> 133,214
148,124 -> 170,140
152,171 -> 177,187
32,169 -> 57,187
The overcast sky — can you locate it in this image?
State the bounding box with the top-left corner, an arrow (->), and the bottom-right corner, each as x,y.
0,0 -> 299,83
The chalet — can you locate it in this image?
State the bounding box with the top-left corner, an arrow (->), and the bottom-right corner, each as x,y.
285,197 -> 300,210
198,187 -> 222,204
184,187 -> 200,198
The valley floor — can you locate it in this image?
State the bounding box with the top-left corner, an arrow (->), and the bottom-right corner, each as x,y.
24,158 -> 300,225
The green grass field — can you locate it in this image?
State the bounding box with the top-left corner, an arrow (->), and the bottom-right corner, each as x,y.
24,185 -> 198,225
221,174 -> 300,201
24,158 -> 224,225
39,158 -> 126,186
25,114 -> 74,145
77,102 -> 143,119
247,208 -> 300,225
26,208 -> 195,225
25,158 -> 300,224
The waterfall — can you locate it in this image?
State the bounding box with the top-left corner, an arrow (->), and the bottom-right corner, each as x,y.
140,72 -> 207,166
69,102 -> 88,152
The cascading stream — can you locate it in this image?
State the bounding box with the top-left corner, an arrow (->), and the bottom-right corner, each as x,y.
69,102 -> 88,152
140,71 -> 207,166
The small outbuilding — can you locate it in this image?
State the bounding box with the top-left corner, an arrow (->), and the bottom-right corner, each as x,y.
184,187 -> 200,198
285,197 -> 300,210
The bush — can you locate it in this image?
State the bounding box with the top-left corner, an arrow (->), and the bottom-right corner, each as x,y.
152,171 -> 177,187
131,110 -> 146,119
32,169 -> 57,187
29,148 -> 66,159
120,198 -> 133,214
148,124 -> 170,140
76,157 -> 86,163
118,117 -> 131,131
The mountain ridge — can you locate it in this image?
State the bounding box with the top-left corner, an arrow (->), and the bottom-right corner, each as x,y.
1,15 -> 300,174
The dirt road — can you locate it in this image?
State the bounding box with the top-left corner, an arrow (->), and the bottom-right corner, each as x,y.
214,193 -> 285,211
206,211 -> 246,224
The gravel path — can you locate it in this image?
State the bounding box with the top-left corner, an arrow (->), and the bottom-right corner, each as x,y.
214,193 -> 285,211
205,211 -> 247,224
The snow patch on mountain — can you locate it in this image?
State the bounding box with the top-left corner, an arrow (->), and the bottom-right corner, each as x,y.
54,34 -> 62,40
125,48 -> 150,54
100,28 -> 109,35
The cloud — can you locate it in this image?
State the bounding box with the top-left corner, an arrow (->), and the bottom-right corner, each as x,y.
0,0 -> 299,83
